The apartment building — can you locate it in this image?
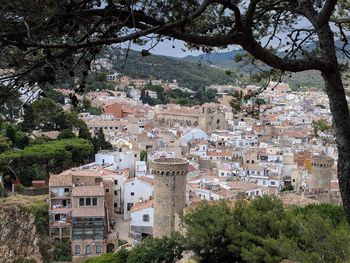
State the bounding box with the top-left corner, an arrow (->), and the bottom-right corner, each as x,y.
49,169 -> 118,262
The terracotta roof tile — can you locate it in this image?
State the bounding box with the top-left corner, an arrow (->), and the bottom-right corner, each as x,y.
49,173 -> 72,187
278,193 -> 320,207
130,199 -> 154,212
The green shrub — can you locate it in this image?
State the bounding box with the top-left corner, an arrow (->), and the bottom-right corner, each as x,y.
53,241 -> 72,262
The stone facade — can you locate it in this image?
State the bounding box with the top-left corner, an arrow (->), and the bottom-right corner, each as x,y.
150,158 -> 188,237
49,170 -> 118,263
72,238 -> 118,263
309,156 -> 334,189
103,178 -> 115,221
157,105 -> 227,132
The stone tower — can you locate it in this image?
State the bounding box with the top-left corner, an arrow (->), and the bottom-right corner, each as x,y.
309,155 -> 334,189
150,158 -> 189,237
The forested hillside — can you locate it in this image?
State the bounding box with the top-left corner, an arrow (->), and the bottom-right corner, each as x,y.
103,48 -> 327,90
103,48 -> 236,90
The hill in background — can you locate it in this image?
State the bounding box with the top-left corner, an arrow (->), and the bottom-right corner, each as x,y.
104,39 -> 350,91
104,48 -> 237,90
181,39 -> 350,89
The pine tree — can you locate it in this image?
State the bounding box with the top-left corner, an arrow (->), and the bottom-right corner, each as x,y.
140,89 -> 146,103
145,91 -> 151,105
21,105 -> 35,131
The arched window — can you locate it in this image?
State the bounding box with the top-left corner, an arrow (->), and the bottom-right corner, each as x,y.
85,245 -> 91,255
96,244 -> 102,254
75,245 -> 80,255
143,214 -> 150,222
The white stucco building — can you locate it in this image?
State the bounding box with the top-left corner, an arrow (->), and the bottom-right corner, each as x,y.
129,199 -> 154,240
123,176 -> 154,220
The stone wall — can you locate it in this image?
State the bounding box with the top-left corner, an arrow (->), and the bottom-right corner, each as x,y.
72,175 -> 96,186
103,180 -> 115,221
18,187 -> 49,196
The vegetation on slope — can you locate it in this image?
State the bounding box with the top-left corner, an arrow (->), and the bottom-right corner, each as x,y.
84,196 -> 350,263
0,97 -> 112,188
104,47 -> 236,90
0,195 -> 72,262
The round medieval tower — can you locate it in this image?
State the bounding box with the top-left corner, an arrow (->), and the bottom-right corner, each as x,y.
310,155 -> 334,189
150,158 -> 189,237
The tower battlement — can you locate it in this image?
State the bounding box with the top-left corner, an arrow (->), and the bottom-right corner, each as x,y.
311,156 -> 334,167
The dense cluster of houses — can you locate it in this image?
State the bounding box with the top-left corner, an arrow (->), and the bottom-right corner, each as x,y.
50,68 -> 342,261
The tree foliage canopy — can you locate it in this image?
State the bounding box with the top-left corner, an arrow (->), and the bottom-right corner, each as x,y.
1,0 -> 350,223
84,197 -> 350,263
0,138 -> 94,185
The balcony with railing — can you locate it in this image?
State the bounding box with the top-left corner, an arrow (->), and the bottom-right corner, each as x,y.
49,212 -> 72,226
50,201 -> 72,210
49,218 -> 72,227
50,191 -> 71,199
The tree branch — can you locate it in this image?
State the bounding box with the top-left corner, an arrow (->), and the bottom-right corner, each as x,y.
317,0 -> 338,26
241,35 -> 324,72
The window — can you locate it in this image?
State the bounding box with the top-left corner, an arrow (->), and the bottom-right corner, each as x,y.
131,192 -> 134,196
86,198 -> 91,206
114,190 -> 118,195
96,244 -> 102,254
292,179 -> 295,182
252,160 -> 255,164
143,214 -> 150,222
75,245 -> 80,255
221,172 -> 224,176
271,181 -> 276,185
79,198 -> 84,206
127,203 -> 133,211
92,198 -> 97,206
106,189 -> 110,193
114,180 -> 118,185
86,245 -> 91,255
247,160 -> 250,164
64,188 -> 69,192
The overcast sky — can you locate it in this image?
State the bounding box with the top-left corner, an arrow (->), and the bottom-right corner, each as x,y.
124,39 -> 203,58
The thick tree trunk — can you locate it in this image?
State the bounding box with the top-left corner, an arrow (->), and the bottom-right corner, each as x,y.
322,69 -> 350,223
315,22 -> 350,223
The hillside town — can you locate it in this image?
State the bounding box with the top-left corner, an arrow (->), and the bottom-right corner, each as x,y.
34,57 -> 343,262
2,1 -> 350,263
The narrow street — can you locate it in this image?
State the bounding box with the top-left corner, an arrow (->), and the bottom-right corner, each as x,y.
114,214 -> 133,244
